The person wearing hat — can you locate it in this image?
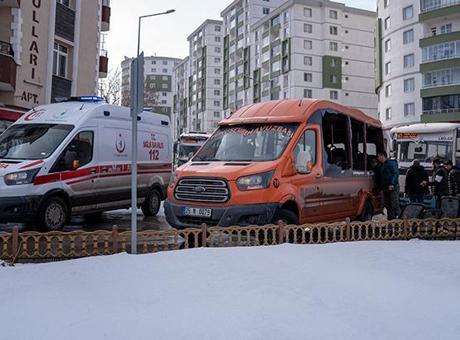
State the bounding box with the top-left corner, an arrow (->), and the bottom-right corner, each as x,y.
445,160 -> 460,197
405,159 -> 429,203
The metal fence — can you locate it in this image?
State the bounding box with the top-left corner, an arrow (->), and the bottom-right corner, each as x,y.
1,218 -> 459,263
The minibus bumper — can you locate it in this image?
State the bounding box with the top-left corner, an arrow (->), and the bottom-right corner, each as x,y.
164,199 -> 279,229
0,196 -> 41,223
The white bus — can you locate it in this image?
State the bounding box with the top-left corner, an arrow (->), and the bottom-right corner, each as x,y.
173,132 -> 211,169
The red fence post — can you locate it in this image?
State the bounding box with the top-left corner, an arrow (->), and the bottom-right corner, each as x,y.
11,226 -> 19,261
278,220 -> 284,244
201,223 -> 207,248
112,226 -> 119,254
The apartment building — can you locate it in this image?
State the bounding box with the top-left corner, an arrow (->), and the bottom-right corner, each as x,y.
252,0 -> 378,117
121,55 -> 182,117
0,0 -> 111,115
376,0 -> 460,129
173,56 -> 190,137
221,0 -> 285,113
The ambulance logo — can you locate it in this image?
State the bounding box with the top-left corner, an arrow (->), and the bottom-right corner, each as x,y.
24,109 -> 46,121
115,134 -> 126,154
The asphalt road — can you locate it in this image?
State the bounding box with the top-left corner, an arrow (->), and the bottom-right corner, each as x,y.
0,204 -> 172,233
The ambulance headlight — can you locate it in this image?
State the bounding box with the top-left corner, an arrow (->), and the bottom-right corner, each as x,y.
237,171 -> 273,191
4,168 -> 41,186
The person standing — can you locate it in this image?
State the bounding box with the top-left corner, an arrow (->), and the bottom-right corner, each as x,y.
405,160 -> 429,203
377,151 -> 401,220
446,160 -> 460,197
430,159 -> 449,207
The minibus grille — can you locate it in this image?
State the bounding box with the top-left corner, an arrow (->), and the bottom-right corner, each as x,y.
174,178 -> 230,203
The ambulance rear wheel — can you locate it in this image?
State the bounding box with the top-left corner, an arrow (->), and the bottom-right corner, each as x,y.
38,196 -> 68,231
142,189 -> 161,217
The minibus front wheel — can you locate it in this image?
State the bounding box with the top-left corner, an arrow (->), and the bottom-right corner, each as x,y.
272,209 -> 299,225
38,196 -> 69,231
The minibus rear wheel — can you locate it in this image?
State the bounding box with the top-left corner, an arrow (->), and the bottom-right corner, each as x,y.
141,189 -> 161,217
273,209 -> 299,225
38,196 -> 69,231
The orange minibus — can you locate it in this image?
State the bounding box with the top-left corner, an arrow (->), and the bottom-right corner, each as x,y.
165,99 -> 384,228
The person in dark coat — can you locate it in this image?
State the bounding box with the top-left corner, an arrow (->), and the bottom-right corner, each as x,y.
377,151 -> 401,220
405,160 -> 429,203
430,159 -> 449,208
445,160 -> 460,197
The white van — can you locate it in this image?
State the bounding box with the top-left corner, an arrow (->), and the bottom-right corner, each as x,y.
0,97 -> 172,231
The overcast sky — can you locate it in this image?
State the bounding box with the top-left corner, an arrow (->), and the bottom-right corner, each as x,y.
106,0 -> 376,70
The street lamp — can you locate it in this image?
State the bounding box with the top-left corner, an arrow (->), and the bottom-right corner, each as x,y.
131,9 -> 175,254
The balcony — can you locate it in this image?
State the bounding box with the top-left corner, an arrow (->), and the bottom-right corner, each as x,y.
421,108 -> 460,122
55,2 -> 75,42
0,41 -> 16,91
420,0 -> 460,21
101,0 -> 111,32
51,75 -> 72,102
0,0 -> 20,7
99,50 -> 108,78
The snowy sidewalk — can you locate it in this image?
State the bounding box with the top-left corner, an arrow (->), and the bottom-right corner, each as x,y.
1,241 -> 460,340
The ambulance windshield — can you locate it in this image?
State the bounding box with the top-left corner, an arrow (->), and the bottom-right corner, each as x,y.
0,124 -> 74,160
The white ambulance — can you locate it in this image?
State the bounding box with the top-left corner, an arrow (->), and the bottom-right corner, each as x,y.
0,97 -> 172,231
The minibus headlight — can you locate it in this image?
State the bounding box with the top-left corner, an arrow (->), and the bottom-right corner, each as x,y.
237,171 -> 273,191
4,168 -> 41,186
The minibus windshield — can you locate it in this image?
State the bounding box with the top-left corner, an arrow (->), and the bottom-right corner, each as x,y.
194,123 -> 298,162
0,124 -> 74,160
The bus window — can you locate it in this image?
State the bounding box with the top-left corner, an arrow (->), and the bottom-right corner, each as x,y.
322,112 -> 351,175
351,118 -> 365,171
366,125 -> 384,170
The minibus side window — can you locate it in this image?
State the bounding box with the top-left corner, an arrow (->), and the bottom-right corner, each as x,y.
51,131 -> 94,173
294,130 -> 316,174
367,125 -> 384,171
351,118 -> 366,171
322,112 -> 351,175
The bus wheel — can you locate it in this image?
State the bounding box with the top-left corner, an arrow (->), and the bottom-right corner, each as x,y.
273,209 -> 299,225
358,201 -> 374,222
142,189 -> 161,217
38,196 -> 68,231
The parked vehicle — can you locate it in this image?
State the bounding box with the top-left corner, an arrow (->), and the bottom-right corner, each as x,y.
0,97 -> 172,231
165,99 -> 385,229
0,108 -> 23,135
391,123 -> 460,193
173,132 -> 210,169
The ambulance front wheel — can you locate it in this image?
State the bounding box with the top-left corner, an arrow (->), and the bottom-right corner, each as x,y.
142,189 -> 161,217
38,196 -> 69,231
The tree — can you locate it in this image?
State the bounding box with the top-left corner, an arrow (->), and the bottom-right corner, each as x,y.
98,67 -> 122,105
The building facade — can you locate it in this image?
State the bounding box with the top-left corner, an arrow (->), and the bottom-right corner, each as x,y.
173,56 -> 190,137
121,55 -> 181,117
221,0 -> 285,113
0,0 -> 111,113
252,0 -> 378,117
376,0 -> 460,129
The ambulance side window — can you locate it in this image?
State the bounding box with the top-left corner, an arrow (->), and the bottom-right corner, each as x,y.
51,131 -> 94,172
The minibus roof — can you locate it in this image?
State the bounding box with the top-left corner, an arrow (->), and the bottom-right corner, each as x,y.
219,99 -> 381,128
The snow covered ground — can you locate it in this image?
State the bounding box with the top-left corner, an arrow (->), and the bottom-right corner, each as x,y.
1,241 -> 460,340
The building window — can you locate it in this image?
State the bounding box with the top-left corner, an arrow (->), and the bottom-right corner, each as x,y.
304,8 -> 312,17
304,40 -> 312,49
162,75 -> 168,81
404,78 -> 415,92
215,36 -> 221,43
404,103 -> 415,116
403,29 -> 414,44
263,7 -> 270,15
385,61 -> 391,75
304,24 -> 312,33
215,47 -> 221,53
330,26 -> 338,35
161,100 -> 167,104
403,5 -> 413,20
214,100 -> 221,106
214,90 -> 220,96
162,84 -> 168,89
403,53 -> 415,68
162,60 -> 168,65
162,92 -> 167,97
57,0 -> 70,7
304,89 -> 312,98
304,73 -> 312,82
385,107 -> 392,120
330,75 -> 337,84
304,56 -> 312,66
441,24 -> 452,34
162,68 -> 168,73
215,25 -> 221,32
215,57 -> 221,63
215,68 -> 221,75
385,39 -> 391,52
330,10 -> 338,19
214,79 -> 221,85
152,60 -> 156,65
384,0 -> 390,8
330,91 -> 338,100
53,42 -> 68,78
329,42 -> 338,51
385,84 -> 392,97
384,16 -> 390,30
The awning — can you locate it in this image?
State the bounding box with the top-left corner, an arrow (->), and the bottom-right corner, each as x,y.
0,108 -> 25,121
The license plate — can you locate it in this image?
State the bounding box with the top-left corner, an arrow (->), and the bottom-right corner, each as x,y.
183,207 -> 212,218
